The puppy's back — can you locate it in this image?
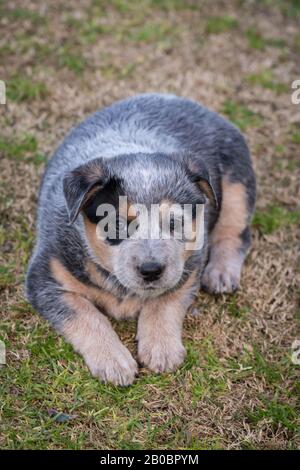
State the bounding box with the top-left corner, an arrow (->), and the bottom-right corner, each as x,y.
39,93 -> 249,214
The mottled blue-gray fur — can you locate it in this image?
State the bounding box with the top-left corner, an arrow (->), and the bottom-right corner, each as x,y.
26,92 -> 255,335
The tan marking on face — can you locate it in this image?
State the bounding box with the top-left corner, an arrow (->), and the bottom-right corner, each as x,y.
160,199 -> 173,207
81,184 -> 102,207
210,175 -> 248,252
127,207 -> 137,223
118,197 -> 137,223
72,184 -> 102,222
197,179 -> 217,208
85,259 -> 142,319
51,257 -> 141,320
83,216 -> 114,271
118,197 -> 129,220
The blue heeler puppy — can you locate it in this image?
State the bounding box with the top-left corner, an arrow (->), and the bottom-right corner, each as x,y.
26,93 -> 256,385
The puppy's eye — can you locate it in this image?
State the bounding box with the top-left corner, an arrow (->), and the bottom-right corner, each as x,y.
116,218 -> 126,233
127,219 -> 139,238
169,217 -> 184,233
106,217 -> 126,245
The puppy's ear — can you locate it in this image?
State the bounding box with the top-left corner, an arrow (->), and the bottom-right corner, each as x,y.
63,159 -> 109,223
186,156 -> 218,209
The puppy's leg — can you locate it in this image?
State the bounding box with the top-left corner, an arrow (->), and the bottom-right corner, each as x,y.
26,257 -> 137,386
202,175 -> 254,294
137,300 -> 186,373
137,273 -> 197,373
62,293 -> 137,385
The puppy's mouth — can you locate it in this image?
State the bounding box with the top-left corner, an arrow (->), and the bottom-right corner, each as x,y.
114,266 -> 185,298
132,282 -> 166,293
133,285 -> 167,298
142,284 -> 165,295
138,269 -> 189,296
120,276 -> 183,298
116,276 -> 169,298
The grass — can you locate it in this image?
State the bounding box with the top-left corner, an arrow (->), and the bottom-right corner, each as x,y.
279,0 -> 300,18
0,134 -> 46,165
225,295 -> 250,319
221,100 -> 262,130
291,132 -> 300,144
253,205 -> 300,235
3,301 -> 295,449
0,44 -> 13,58
125,21 -> 178,44
245,28 -> 286,50
248,398 -> 298,432
1,0 -> 299,451
93,0 -> 201,13
294,33 -> 300,51
58,48 -> 87,75
100,61 -> 137,80
7,76 -> 48,103
205,16 -> 238,34
0,328 -> 230,449
0,265 -> 15,288
0,6 -> 46,25
191,341 -> 229,400
246,70 -> 288,94
17,36 -> 54,60
66,16 -> 112,44
245,346 -> 282,384
5,326 -> 293,450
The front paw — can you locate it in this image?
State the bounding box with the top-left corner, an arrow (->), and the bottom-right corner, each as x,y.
84,342 -> 138,386
138,337 -> 186,373
201,260 -> 240,294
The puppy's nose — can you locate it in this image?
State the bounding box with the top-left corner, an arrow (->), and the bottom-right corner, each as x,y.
138,262 -> 165,282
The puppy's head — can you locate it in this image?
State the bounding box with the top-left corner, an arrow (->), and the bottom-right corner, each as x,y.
63,153 -> 217,297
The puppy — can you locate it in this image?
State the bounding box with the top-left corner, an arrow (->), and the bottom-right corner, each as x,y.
26,93 -> 256,385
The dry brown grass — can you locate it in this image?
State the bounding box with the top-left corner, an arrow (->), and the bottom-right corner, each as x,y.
0,0 -> 299,450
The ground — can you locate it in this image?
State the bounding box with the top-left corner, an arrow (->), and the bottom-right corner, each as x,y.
0,0 -> 299,450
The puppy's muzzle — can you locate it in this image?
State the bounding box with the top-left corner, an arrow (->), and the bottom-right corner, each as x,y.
137,262 -> 165,282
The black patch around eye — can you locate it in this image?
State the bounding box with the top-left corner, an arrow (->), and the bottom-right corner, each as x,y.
83,178 -> 127,246
107,237 -> 123,246
169,217 -> 175,232
106,217 -> 127,245
83,178 -> 121,224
